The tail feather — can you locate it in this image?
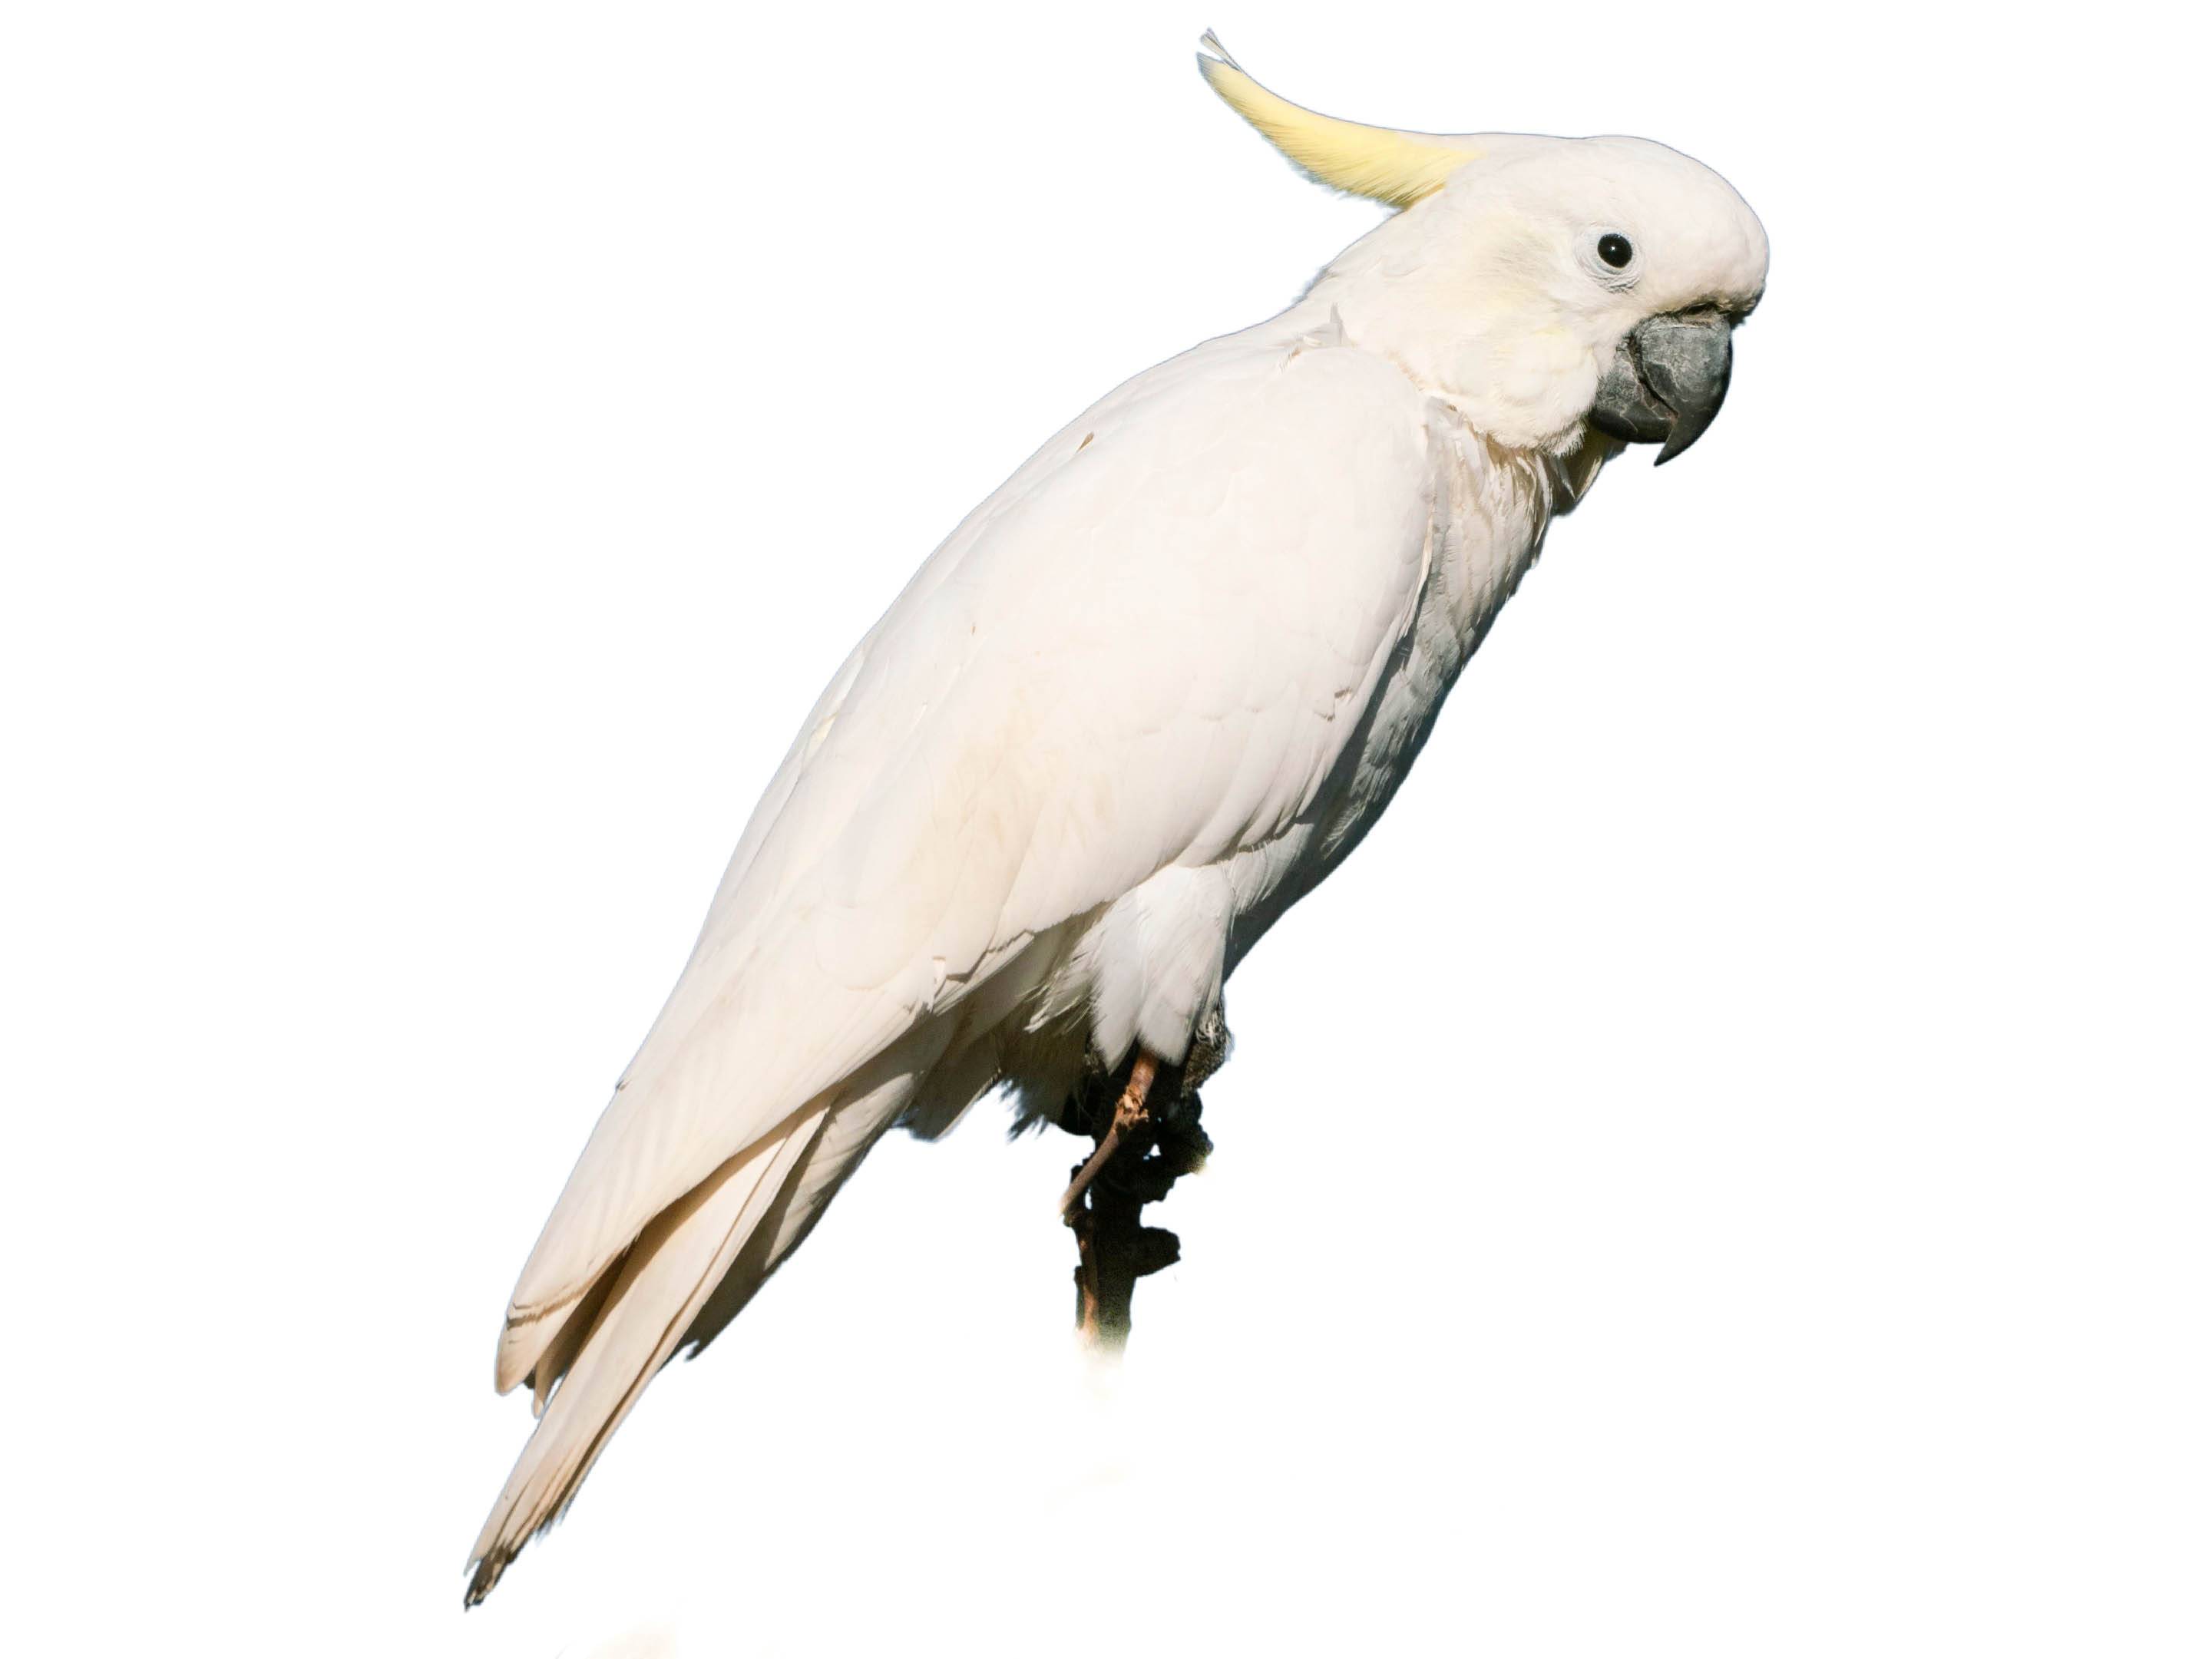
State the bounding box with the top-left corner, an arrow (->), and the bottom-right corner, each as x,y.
676,1079 -> 910,1357
465,1106 -> 828,1605
526,1249 -> 624,1418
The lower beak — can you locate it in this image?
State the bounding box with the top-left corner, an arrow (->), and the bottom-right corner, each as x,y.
1588,309 -> 1734,464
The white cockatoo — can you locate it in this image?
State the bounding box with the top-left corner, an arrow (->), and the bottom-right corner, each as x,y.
467,36 -> 1769,1603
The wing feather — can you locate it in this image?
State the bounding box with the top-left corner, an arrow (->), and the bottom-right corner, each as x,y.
497,316 -> 1437,1360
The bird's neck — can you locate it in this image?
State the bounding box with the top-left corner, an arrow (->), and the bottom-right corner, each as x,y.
1303,214 -> 1602,455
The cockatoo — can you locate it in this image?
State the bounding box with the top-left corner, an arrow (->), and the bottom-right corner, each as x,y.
466,35 -> 1768,1604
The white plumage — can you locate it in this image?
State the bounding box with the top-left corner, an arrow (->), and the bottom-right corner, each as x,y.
467,38 -> 1769,1603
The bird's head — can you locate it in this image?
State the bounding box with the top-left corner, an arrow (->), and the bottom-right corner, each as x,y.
1200,36 -> 1767,461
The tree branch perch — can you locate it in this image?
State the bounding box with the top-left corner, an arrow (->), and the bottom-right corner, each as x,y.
1056,1017 -> 1226,1350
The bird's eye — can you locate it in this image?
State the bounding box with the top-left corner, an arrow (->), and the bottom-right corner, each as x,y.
1597,233 -> 1634,269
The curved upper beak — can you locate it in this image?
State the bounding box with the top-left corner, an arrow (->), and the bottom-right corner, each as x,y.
1589,309 -> 1734,464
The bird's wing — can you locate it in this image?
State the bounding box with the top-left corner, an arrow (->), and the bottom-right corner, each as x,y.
498,318 -> 1438,1373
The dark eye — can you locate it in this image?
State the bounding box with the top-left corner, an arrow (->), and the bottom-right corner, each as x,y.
1597,233 -> 1634,269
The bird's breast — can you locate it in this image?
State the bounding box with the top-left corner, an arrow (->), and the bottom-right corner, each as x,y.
1224,409 -> 1555,967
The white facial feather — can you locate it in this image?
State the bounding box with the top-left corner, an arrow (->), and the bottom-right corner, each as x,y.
1311,137 -> 1770,450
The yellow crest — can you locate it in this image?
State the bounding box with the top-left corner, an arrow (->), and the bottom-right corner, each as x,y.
1197,33 -> 1483,210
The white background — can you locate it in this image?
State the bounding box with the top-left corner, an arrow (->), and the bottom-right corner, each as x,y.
3,4 -> 2204,1654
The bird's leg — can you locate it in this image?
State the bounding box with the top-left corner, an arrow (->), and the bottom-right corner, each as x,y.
1059,1053 -> 1157,1222
1061,1039 -> 1217,1352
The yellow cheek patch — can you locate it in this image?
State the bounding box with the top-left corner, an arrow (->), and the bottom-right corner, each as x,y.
1199,33 -> 1483,210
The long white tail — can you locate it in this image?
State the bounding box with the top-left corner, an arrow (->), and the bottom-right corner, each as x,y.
465,1104 -> 832,1604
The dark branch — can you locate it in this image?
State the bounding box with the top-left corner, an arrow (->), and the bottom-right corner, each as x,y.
1057,1013 -> 1228,1350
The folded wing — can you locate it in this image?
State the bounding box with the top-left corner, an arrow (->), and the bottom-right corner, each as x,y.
472,321 -> 1438,1595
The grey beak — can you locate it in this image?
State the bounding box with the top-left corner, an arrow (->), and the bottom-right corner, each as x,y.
1589,309 -> 1734,464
